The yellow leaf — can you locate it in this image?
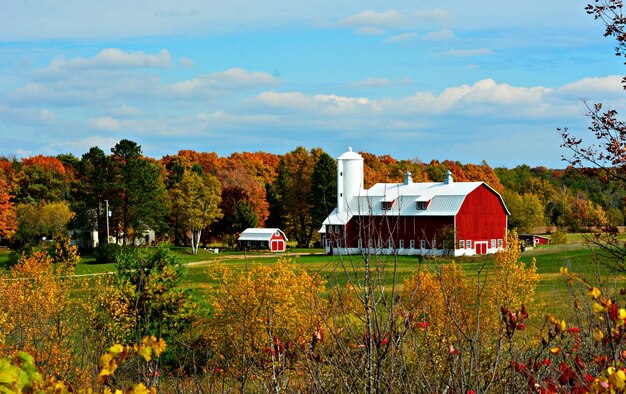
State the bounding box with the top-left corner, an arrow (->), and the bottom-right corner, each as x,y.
593,303 -> 607,313
559,320 -> 566,331
588,287 -> 601,299
594,328 -> 604,342
138,345 -> 152,362
109,344 -> 124,355
550,347 -> 560,355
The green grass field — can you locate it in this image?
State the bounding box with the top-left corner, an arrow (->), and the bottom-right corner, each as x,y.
4,237 -> 625,321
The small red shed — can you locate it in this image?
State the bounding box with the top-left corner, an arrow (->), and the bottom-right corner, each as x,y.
518,234 -> 550,247
238,228 -> 288,252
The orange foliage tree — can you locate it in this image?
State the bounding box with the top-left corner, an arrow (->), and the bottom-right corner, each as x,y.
0,176 -> 16,243
205,258 -> 327,392
0,240 -> 83,381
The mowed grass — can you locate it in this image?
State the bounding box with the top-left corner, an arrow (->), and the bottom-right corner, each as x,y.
178,243 -> 625,320
6,236 -> 623,319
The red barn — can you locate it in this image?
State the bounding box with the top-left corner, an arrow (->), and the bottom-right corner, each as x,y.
238,228 -> 288,252
320,148 -> 509,257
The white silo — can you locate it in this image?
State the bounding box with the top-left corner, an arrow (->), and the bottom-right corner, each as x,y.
337,147 -> 363,213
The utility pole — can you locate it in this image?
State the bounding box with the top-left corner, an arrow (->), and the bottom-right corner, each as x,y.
105,199 -> 110,244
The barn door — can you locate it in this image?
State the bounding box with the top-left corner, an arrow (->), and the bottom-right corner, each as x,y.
271,240 -> 284,252
476,242 -> 487,255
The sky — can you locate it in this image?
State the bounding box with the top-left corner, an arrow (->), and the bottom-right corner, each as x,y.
1,0 -> 625,168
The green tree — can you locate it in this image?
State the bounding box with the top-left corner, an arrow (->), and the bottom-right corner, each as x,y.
274,147 -> 321,247
166,171 -> 222,254
230,201 -> 258,233
110,140 -> 166,245
74,146 -> 111,246
504,191 -> 545,233
310,152 -> 337,231
111,246 -> 195,342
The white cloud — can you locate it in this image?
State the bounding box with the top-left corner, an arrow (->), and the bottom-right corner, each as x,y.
355,27 -> 386,36
349,76 -> 412,88
40,109 -> 56,121
350,77 -> 391,88
339,10 -> 407,29
166,67 -> 281,98
423,29 -> 454,41
413,9 -> 449,21
314,94 -> 370,105
253,91 -> 313,109
180,57 -> 195,68
50,136 -> 119,152
210,67 -> 281,87
89,116 -> 120,131
557,75 -> 623,97
43,48 -> 172,73
384,32 -> 417,44
340,8 -> 449,30
107,104 -> 143,117
15,148 -> 32,157
447,48 -> 495,57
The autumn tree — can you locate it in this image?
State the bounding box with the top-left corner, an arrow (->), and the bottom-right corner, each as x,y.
14,155 -> 72,203
0,240 -> 82,381
165,170 -> 222,254
0,176 -> 16,244
214,167 -> 269,236
206,259 -> 327,392
15,201 -> 75,244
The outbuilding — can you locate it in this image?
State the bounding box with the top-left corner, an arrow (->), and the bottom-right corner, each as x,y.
238,228 -> 289,252
518,234 -> 550,247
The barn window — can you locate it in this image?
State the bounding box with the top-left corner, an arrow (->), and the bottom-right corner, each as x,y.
381,201 -> 392,210
368,239 -> 373,248
337,239 -> 343,248
467,240 -> 472,249
420,240 -> 426,249
416,201 -> 428,210
325,239 -> 330,248
358,239 -> 362,248
459,240 -> 465,249
491,239 -> 496,248
432,239 -> 437,249
377,239 -> 382,248
399,239 -> 405,249
389,239 -> 394,248
410,240 -> 415,249
497,239 -> 503,248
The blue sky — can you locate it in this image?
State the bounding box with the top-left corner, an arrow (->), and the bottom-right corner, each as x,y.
1,0 -> 624,168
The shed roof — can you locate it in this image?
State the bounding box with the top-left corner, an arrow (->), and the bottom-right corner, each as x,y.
238,228 -> 288,242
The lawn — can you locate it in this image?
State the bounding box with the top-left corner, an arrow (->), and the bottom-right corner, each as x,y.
5,238 -> 624,321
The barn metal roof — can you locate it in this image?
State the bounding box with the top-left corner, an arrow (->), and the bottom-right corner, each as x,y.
321,180 -> 508,230
238,228 -> 288,242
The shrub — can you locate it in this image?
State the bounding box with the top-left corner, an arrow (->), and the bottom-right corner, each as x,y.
550,228 -> 569,244
94,243 -> 127,264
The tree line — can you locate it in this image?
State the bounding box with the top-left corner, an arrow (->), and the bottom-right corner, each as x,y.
0,140 -> 623,251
